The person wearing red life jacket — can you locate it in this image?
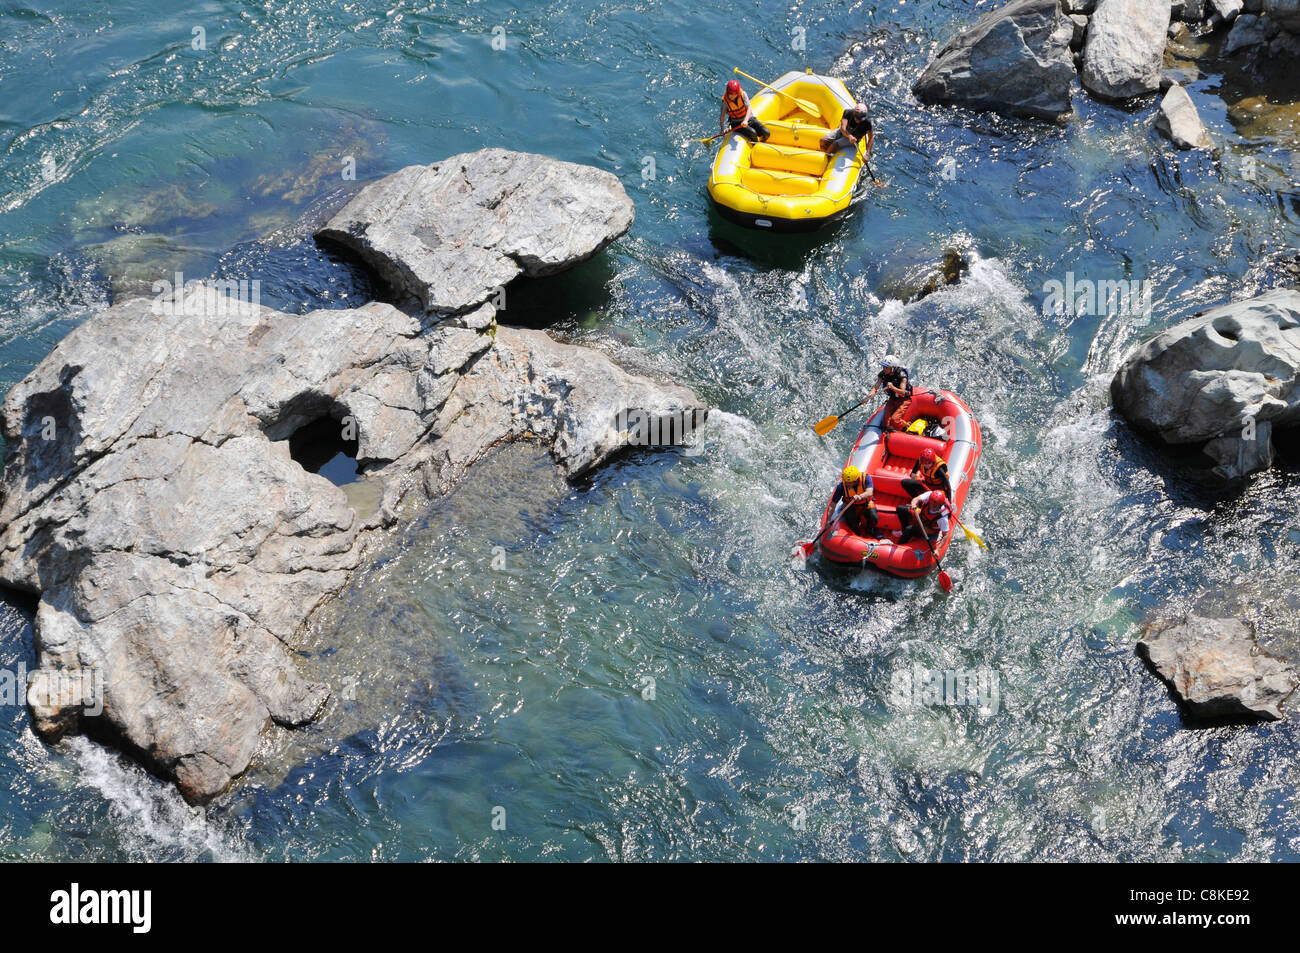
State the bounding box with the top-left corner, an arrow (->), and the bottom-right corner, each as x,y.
894,489 -> 951,548
720,79 -> 770,144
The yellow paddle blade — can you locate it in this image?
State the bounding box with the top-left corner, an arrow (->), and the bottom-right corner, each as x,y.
960,522 -> 988,550
813,415 -> 838,437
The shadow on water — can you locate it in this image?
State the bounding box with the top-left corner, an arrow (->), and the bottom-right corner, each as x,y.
704,204 -> 853,268
496,254 -> 618,331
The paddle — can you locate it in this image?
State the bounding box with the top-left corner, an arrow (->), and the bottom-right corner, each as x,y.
733,68 -> 820,118
696,130 -> 729,145
954,516 -> 988,550
793,495 -> 868,560
813,397 -> 870,437
910,507 -> 953,593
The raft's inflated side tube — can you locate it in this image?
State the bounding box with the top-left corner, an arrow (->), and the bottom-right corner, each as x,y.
815,389 -> 982,579
707,70 -> 866,232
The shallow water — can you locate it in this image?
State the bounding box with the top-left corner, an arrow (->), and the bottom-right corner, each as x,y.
1,0 -> 1299,861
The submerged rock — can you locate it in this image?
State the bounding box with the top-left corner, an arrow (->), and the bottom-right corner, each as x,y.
1,151 -> 703,803
1111,289 -> 1300,481
911,0 -> 1077,121
877,245 -> 972,303
1154,84 -> 1214,150
1139,615 -> 1298,721
1081,0 -> 1172,100
317,148 -> 634,316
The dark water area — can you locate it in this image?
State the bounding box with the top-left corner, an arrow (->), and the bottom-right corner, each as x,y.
0,0 -> 1299,860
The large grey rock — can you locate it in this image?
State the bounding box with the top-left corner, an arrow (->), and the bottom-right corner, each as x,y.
911,0 -> 1077,121
1111,290 -> 1300,480
1210,0 -> 1244,23
1081,0 -> 1172,100
316,148 -> 634,316
1222,12 -> 1279,53
1139,615 -> 1298,721
1,154 -> 703,803
1154,84 -> 1214,150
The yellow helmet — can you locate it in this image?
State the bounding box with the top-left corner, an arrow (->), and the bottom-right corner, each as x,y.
842,465 -> 861,484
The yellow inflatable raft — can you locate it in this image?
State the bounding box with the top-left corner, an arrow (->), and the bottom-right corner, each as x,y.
708,70 -> 866,232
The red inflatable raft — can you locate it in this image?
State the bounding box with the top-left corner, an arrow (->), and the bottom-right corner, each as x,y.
816,388 -> 982,578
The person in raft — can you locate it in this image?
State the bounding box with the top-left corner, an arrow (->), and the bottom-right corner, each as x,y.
894,489 -> 951,547
821,101 -> 873,156
865,355 -> 912,431
829,465 -> 879,538
721,79 -> 770,144
901,447 -> 952,500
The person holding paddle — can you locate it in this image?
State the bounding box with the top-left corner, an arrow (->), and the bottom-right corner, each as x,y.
894,489 -> 951,548
865,355 -> 912,431
821,101 -> 873,156
829,465 -> 879,538
720,79 -> 770,144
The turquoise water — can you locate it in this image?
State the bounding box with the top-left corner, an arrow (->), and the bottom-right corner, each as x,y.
2,0 -> 1300,861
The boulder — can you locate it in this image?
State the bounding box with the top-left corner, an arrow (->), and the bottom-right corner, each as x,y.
877,245 -> 971,303
1139,615 -> 1298,721
1069,13 -> 1090,49
1210,0 -> 1245,23
912,0 -> 1077,121
2,152 -> 704,803
1082,0 -> 1172,100
316,148 -> 635,316
1111,290 -> 1300,479
1222,12 -> 1279,53
1262,0 -> 1300,29
1064,0 -> 1097,12
1154,84 -> 1214,150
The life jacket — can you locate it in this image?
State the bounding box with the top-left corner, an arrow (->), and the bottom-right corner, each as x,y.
724,91 -> 748,121
919,454 -> 947,484
919,496 -> 950,531
880,366 -> 912,399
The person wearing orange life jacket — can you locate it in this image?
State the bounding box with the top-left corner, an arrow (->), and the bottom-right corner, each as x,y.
893,489 -> 952,548
901,447 -> 951,500
720,79 -> 770,144
829,465 -> 879,538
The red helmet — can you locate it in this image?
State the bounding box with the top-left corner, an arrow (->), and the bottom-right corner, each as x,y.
927,490 -> 949,513
919,448 -> 936,467
726,80 -> 741,95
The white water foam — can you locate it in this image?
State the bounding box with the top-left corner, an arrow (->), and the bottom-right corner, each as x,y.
66,737 -> 251,862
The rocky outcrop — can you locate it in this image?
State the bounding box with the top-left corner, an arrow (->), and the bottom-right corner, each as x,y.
1222,13 -> 1279,54
1154,85 -> 1214,150
1,152 -> 704,803
912,0 -> 1077,121
1111,290 -> 1300,481
1139,615 -> 1298,721
1081,0 -> 1171,100
316,148 -> 634,317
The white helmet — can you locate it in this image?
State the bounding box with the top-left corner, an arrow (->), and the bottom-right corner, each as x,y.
881,354 -> 900,367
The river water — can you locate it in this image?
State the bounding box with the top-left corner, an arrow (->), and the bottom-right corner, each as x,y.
2,0 -> 1299,861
